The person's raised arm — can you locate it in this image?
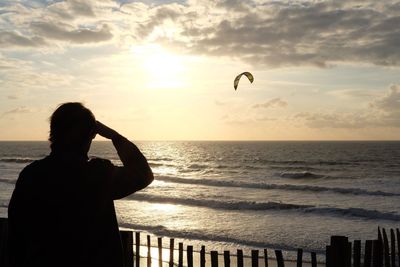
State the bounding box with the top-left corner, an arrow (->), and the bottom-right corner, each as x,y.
96,121 -> 154,199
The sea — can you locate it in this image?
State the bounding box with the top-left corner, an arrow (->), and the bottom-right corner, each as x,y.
1,141 -> 400,263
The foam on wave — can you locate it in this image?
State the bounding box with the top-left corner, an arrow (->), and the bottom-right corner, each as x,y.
128,193 -> 400,221
156,176 -> 400,197
0,158 -> 35,164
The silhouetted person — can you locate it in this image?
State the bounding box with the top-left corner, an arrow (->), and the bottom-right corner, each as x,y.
8,102 -> 154,267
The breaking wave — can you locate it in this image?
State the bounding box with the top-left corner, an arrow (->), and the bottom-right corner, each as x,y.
0,158 -> 36,164
128,193 -> 400,221
155,176 -> 400,197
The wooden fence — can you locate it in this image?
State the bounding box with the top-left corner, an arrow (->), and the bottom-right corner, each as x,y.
0,217 -> 399,267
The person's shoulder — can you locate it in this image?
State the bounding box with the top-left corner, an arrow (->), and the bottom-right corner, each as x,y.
19,157 -> 50,175
15,157 -> 50,187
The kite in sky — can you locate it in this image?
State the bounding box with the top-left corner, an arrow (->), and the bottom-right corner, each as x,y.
234,72 -> 254,90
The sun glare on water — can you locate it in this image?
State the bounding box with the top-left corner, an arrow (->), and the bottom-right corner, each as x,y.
131,44 -> 186,89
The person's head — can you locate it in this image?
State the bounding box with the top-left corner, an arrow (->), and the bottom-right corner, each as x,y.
49,102 -> 96,154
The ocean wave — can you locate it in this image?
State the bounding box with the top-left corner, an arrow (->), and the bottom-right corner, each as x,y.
279,171 -> 324,179
148,157 -> 173,162
0,158 -> 35,164
0,178 -> 16,184
128,194 -> 311,211
118,222 -> 322,254
149,162 -> 176,168
156,176 -> 399,197
304,207 -> 400,222
257,159 -> 355,166
128,193 -> 400,221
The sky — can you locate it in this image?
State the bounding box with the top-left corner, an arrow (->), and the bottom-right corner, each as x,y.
0,0 -> 400,141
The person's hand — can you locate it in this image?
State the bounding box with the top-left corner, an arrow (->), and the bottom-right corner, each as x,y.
96,121 -> 119,140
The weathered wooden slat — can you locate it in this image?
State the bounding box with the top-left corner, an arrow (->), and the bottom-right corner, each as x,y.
397,229 -> 400,267
311,252 -> 317,267
136,232 -> 141,267
178,242 -> 183,267
390,229 -> 395,267
346,241 -> 352,267
187,245 -> 193,267
158,237 -> 163,267
326,245 -> 332,267
200,246 -> 206,267
147,235 -> 151,267
382,228 -> 390,267
372,239 -> 383,267
327,236 -> 350,267
275,250 -> 284,267
211,251 -> 219,267
224,251 -> 230,267
296,249 -> 303,267
120,231 -> 134,267
169,238 -> 174,267
252,250 -> 259,267
365,240 -> 373,267
353,240 -> 361,267
237,249 -> 244,267
264,249 -> 268,267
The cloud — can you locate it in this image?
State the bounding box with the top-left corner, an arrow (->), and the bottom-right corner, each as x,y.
370,84 -> 400,113
0,31 -> 46,47
294,85 -> 400,129
253,98 -> 288,109
31,22 -> 112,44
1,106 -> 33,118
328,89 -> 379,99
293,112 -> 372,129
2,0 -> 400,68
135,0 -> 400,67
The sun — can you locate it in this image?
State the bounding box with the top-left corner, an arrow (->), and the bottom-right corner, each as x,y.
131,44 -> 186,89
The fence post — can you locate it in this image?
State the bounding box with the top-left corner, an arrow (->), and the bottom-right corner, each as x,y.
200,246 -> 206,267
187,245 -> 193,267
136,232 -> 141,267
390,229 -> 395,267
382,228 -> 390,267
211,251 -> 218,267
275,250 -> 284,267
169,238 -> 174,267
397,229 -> 400,267
158,237 -> 162,267
224,251 -> 230,267
263,249 -> 268,267
252,250 -> 259,267
372,239 -> 383,267
147,235 -> 151,267
120,230 -> 134,267
296,249 -> 303,267
178,242 -> 183,267
365,240 -> 373,267
237,249 -> 243,267
311,252 -> 317,267
326,236 -> 351,267
353,240 -> 361,267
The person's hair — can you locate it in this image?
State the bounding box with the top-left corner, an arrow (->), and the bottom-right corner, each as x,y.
49,102 -> 96,151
